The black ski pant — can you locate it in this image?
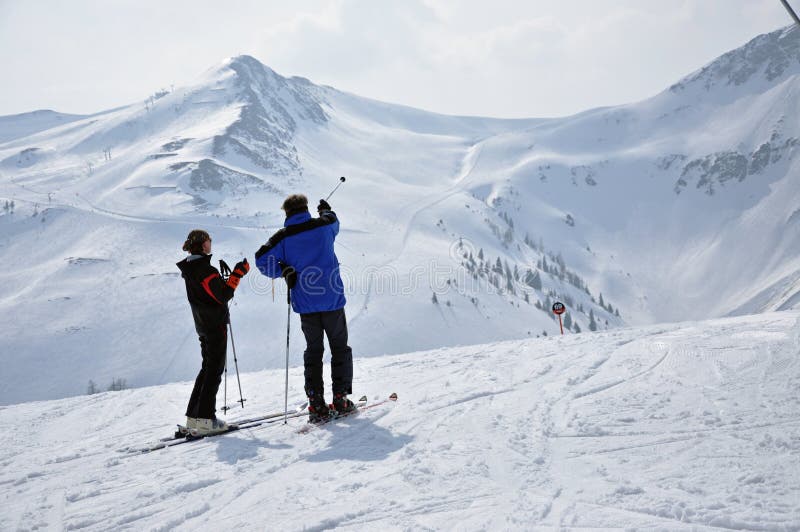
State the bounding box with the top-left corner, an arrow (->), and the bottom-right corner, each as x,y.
300,308 -> 353,398
185,328 -> 227,419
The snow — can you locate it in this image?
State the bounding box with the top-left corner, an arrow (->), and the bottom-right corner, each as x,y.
0,110 -> 88,144
0,23 -> 798,412
1,19 -> 799,530
1,311 -> 799,530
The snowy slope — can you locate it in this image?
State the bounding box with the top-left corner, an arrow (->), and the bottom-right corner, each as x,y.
0,110 -> 89,144
454,24 -> 800,325
1,311 -> 798,530
1,26 -> 800,404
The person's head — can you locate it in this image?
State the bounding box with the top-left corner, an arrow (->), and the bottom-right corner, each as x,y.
182,229 -> 211,255
281,194 -> 309,218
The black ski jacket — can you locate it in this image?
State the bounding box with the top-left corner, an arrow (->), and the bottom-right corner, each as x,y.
176,254 -> 233,337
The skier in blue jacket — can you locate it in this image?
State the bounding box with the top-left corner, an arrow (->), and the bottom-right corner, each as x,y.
255,194 -> 354,422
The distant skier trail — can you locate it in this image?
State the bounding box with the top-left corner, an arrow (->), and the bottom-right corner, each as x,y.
350,140 -> 483,327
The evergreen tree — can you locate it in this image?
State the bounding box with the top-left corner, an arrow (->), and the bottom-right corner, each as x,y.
532,270 -> 542,290
573,322 -> 581,333
478,248 -> 484,260
431,292 -> 439,304
503,227 -> 513,245
599,293 -> 605,308
87,380 -> 99,395
555,253 -> 565,272
589,309 -> 597,331
563,312 -> 573,330
615,308 -> 620,317
108,378 -> 127,392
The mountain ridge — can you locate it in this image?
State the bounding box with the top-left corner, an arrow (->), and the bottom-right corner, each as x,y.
0,25 -> 798,404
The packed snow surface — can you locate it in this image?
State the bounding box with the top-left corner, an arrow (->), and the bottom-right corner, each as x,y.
2,311 -> 798,530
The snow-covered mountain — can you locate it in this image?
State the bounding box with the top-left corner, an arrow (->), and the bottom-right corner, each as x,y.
2,311 -> 798,530
1,25 -> 799,404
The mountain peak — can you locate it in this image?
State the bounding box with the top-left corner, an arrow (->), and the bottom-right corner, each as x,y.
671,24 -> 800,95
220,54 -> 280,81
224,54 -> 267,70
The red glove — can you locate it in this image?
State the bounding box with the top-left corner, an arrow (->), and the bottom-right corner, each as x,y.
226,259 -> 250,289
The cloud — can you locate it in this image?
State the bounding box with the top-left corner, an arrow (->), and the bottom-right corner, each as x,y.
0,0 -> 792,117
258,1 -> 440,79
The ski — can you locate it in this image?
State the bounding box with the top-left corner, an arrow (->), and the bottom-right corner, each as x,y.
297,392 -> 397,434
171,401 -> 307,440
122,393 -> 395,454
122,402 -> 308,454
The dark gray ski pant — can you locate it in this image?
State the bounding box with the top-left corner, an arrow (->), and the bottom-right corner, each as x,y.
299,308 -> 353,397
185,327 -> 227,419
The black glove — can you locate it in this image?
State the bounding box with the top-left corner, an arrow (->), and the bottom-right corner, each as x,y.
279,261 -> 297,289
317,199 -> 331,214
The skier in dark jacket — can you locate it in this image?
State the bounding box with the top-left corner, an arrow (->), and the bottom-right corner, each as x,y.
255,194 -> 354,422
177,229 -> 249,434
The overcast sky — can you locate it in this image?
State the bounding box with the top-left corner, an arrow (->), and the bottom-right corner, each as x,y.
0,1 -> 794,118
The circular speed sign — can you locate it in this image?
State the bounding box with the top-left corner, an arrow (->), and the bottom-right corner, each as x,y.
552,302 -> 566,315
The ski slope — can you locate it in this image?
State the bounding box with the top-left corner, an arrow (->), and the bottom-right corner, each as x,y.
2,311 -> 798,530
1,25 -> 799,407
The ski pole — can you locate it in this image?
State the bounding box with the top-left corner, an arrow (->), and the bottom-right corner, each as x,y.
222,359 -> 229,413
218,259 -> 245,410
780,0 -> 800,26
228,313 -> 246,409
325,176 -> 346,201
219,259 -> 232,413
284,289 -> 291,424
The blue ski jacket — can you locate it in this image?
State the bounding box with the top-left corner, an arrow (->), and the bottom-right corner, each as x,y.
255,210 -> 346,314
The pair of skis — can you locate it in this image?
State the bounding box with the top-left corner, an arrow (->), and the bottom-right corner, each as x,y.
297,392 -> 397,434
122,393 -> 396,454
120,403 -> 308,454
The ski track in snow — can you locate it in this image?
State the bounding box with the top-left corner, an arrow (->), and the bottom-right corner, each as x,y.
0,311 -> 799,530
348,139 -> 483,330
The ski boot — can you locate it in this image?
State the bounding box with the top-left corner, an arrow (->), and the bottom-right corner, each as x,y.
193,417 -> 229,436
332,392 -> 356,415
307,391 -> 331,423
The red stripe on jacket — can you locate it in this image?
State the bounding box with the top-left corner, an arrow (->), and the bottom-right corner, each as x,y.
201,273 -> 223,304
